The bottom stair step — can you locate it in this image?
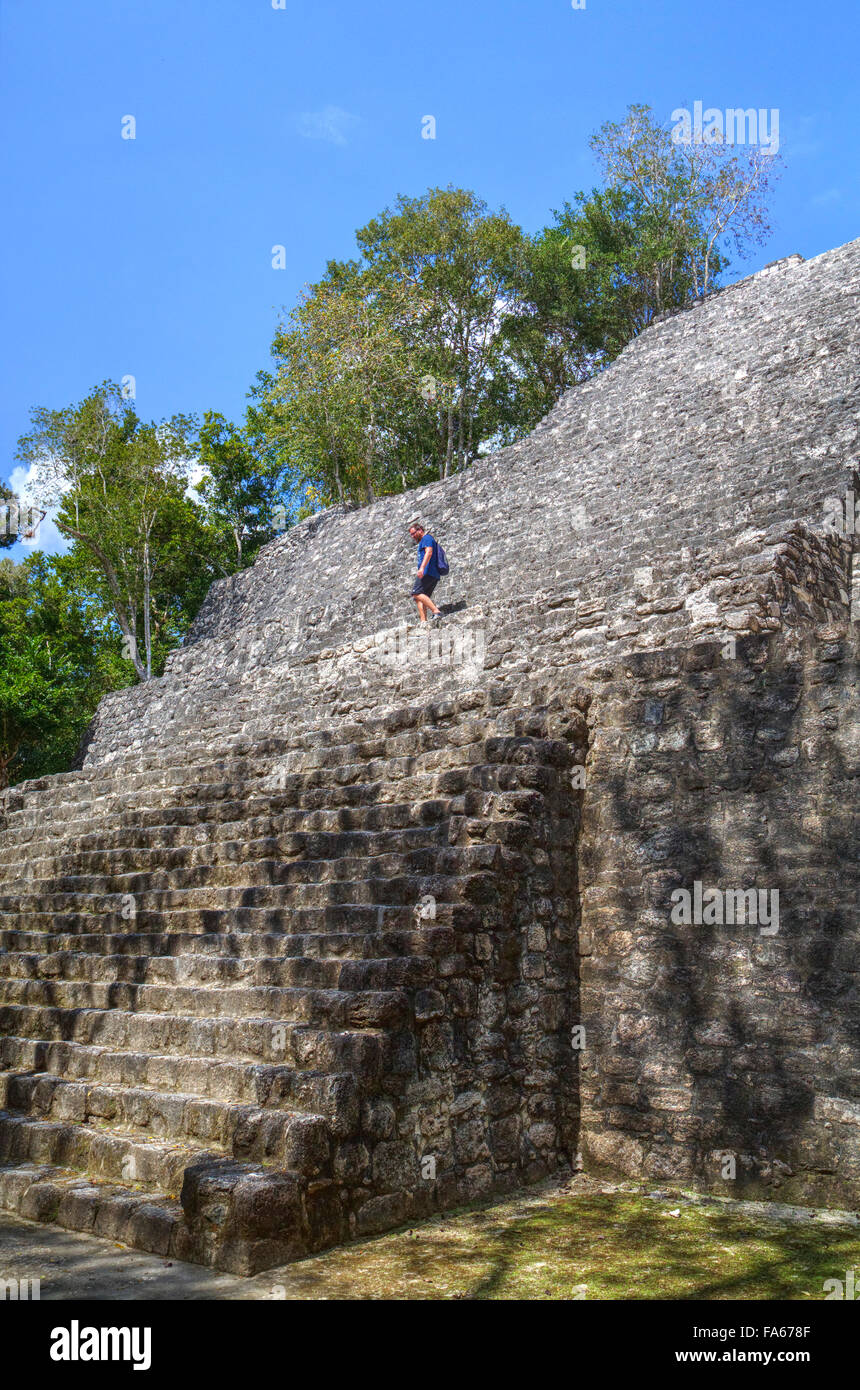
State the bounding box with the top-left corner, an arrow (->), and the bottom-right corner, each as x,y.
0,1157 -> 348,1275
0,1162 -> 183,1257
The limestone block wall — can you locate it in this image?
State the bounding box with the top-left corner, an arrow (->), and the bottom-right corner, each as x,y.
579,620 -> 860,1204
353,714 -> 586,1234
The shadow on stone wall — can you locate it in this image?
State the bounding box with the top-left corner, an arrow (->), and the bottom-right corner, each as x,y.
580,626 -> 860,1206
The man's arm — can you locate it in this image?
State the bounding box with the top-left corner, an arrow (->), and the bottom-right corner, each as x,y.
416,542 -> 429,576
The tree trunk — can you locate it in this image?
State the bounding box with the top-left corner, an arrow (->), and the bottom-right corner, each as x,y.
364,412 -> 376,504
143,538 -> 153,681
0,726 -> 19,791
444,405 -> 454,479
58,524 -> 147,681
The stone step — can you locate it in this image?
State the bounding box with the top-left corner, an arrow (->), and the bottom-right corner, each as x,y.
0,1074 -> 337,1165
0,1036 -> 364,1115
0,697 -> 578,1273
19,744 -> 470,814
2,732 -> 560,827
0,844 -> 471,897
0,1155 -> 344,1273
0,869 -> 494,915
0,777 -> 473,847
0,1110 -> 223,1192
0,773 -> 520,853
0,797 -> 455,856
0,1003 -> 386,1072
0,900 -> 477,938
2,767 -> 461,831
3,723 -> 355,800
64,692 -> 516,786
0,1160 -> 186,1255
0,924 -> 455,960
7,832 -> 506,893
0,976 -> 411,1028
0,822 -> 449,875
0,949 -> 437,992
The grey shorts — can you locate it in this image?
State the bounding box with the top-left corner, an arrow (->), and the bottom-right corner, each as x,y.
411,575 -> 439,598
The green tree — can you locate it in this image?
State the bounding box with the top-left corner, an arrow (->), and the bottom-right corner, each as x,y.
0,633 -> 76,789
257,269 -> 426,508
590,103 -> 782,301
195,411 -> 288,571
0,554 -> 118,788
16,383 -> 206,682
507,105 -> 782,426
254,187 -> 530,506
353,186 -> 528,473
507,183 -> 709,409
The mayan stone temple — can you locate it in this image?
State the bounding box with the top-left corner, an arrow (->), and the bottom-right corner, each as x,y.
0,240 -> 858,1275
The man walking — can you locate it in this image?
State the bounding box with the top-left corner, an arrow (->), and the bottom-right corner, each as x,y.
407,521 -> 444,623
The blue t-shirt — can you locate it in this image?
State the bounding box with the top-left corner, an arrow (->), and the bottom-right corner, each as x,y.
416,533 -> 440,579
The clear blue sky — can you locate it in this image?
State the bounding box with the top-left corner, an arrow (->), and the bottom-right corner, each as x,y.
1,0 -> 857,553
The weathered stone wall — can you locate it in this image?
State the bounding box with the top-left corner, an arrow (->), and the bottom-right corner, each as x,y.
345,709 -> 586,1236
579,619 -> 860,1204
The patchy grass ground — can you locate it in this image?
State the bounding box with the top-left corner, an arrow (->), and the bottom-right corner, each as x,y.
3,1176 -> 858,1299
262,1177 -> 860,1301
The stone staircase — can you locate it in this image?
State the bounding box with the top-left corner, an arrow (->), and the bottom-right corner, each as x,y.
0,698 -> 584,1272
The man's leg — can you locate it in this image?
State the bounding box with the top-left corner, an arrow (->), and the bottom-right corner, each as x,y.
414,593 -> 442,621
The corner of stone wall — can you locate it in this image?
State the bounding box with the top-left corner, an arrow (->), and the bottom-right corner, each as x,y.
351,707 -> 590,1233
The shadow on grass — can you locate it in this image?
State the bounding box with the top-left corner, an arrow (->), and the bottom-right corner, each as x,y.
452,1195 -> 860,1301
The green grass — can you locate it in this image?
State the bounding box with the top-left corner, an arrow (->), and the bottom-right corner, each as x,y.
269,1179 -> 860,1300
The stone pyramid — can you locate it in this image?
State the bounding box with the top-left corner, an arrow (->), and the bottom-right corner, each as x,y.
1,240 -> 858,1272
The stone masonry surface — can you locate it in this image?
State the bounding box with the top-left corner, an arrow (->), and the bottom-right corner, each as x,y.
0,240 -> 857,1271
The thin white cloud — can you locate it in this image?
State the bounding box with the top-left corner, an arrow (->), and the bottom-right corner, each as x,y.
296,105 -> 359,147
5,463 -> 68,556
810,187 -> 842,207
4,455 -> 206,559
